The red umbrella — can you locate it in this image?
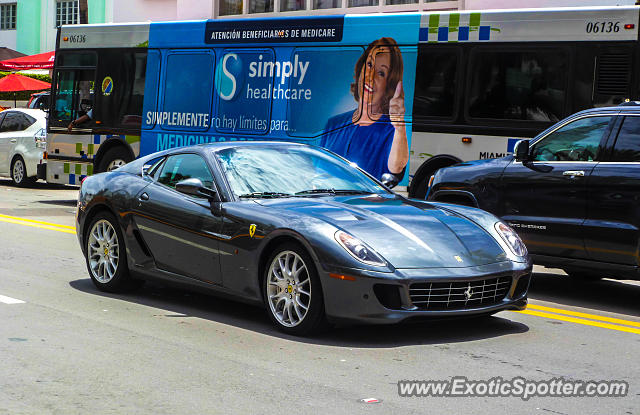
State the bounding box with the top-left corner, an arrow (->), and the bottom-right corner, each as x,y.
0,51 -> 55,71
0,73 -> 50,107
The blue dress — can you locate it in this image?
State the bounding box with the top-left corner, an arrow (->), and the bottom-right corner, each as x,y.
320,111 -> 396,180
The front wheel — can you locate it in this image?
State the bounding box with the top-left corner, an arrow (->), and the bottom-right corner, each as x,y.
264,243 -> 325,336
85,211 -> 142,292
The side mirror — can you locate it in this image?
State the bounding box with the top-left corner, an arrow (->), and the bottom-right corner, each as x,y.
381,173 -> 400,189
175,178 -> 218,201
514,140 -> 530,162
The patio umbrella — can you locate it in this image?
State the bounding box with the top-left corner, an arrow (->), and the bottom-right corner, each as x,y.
0,73 -> 50,107
0,51 -> 54,71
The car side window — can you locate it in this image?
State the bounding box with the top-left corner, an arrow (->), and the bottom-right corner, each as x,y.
0,113 -> 22,132
530,116 -> 612,162
610,116 -> 640,162
157,153 -> 214,192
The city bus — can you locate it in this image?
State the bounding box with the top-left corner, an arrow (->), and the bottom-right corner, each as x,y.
43,6 -> 640,197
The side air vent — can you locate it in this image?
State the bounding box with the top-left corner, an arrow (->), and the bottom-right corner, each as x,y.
133,229 -> 152,257
596,53 -> 631,96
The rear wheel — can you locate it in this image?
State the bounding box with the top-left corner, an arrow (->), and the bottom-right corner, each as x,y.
97,146 -> 133,173
264,243 -> 325,336
85,211 -> 142,292
11,156 -> 36,187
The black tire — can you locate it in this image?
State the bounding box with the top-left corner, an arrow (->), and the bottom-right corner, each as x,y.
97,146 -> 133,173
564,268 -> 603,281
263,242 -> 326,336
84,211 -> 142,292
11,156 -> 36,187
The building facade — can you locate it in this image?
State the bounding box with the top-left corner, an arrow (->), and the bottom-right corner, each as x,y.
1,0 -> 637,54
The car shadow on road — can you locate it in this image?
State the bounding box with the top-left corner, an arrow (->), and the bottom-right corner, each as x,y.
529,271 -> 640,318
69,278 -> 529,347
37,199 -> 78,206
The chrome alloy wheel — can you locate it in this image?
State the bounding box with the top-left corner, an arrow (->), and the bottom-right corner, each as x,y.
267,251 -> 311,327
107,159 -> 126,171
87,219 -> 120,283
12,159 -> 24,184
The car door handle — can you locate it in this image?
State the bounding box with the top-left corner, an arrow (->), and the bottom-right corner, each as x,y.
9,139 -> 16,143
139,192 -> 149,201
562,170 -> 585,177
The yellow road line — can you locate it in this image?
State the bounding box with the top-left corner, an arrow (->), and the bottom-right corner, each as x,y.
0,213 -> 76,230
527,303 -> 640,328
0,215 -> 75,235
513,309 -> 640,335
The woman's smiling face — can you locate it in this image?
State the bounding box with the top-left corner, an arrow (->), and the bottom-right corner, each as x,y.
359,48 -> 391,113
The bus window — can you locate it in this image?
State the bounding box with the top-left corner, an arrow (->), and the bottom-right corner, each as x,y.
162,51 -> 215,132
413,46 -> 460,120
467,48 -> 568,123
215,49 -> 273,135
94,50 -> 148,131
286,47 -> 364,139
52,69 -> 95,126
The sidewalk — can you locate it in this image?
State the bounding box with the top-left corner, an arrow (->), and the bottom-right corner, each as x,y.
0,100 -> 29,109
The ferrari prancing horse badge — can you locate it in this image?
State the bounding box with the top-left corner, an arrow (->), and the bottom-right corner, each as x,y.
249,224 -> 256,238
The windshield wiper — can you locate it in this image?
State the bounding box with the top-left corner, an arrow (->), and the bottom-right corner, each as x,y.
295,189 -> 372,196
239,192 -> 292,199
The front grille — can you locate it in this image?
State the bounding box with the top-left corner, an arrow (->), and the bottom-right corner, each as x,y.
409,276 -> 512,311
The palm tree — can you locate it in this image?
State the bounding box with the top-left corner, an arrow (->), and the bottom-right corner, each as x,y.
79,0 -> 88,24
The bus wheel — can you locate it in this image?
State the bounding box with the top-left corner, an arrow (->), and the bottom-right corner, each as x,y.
97,147 -> 133,173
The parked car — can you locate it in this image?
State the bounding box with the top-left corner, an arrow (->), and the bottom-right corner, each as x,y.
76,142 -> 531,335
0,108 -> 46,186
27,91 -> 50,110
427,103 -> 640,281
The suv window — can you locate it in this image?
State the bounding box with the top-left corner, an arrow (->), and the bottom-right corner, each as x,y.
610,116 -> 640,162
530,116 -> 612,162
157,153 -> 214,191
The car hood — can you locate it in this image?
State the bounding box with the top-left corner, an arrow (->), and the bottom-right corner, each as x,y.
255,194 -> 508,268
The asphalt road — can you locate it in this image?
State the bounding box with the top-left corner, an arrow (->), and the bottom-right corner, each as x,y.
1,178 -> 639,415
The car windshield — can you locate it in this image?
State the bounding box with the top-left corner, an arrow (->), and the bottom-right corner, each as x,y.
214,145 -> 388,198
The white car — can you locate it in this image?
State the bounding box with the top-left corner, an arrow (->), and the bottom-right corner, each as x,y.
0,108 -> 46,186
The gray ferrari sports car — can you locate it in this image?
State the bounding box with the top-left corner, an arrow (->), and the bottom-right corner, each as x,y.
76,142 -> 531,335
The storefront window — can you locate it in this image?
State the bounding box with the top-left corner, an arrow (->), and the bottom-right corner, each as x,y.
249,0 -> 274,13
219,0 -> 243,15
313,0 -> 340,8
281,0 -> 306,11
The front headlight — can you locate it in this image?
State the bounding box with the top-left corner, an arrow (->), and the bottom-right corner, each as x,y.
335,230 -> 386,266
494,222 -> 527,257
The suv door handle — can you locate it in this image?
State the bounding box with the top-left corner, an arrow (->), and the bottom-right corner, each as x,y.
562,170 -> 585,177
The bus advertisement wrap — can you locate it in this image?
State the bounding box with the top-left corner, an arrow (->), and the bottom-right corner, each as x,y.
141,15 -> 418,185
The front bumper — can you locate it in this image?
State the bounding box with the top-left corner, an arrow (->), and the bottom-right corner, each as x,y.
320,260 -> 531,325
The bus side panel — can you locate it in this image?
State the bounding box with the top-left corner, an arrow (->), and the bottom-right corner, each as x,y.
141,15 -> 420,185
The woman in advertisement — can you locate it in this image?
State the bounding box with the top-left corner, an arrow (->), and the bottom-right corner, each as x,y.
320,37 -> 408,180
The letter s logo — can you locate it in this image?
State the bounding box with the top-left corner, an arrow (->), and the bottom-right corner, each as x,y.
217,53 -> 242,101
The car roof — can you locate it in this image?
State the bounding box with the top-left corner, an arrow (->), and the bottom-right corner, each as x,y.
575,102 -> 640,116
1,108 -> 47,120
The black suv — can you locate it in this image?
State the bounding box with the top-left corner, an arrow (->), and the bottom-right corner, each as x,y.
428,103 -> 640,280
